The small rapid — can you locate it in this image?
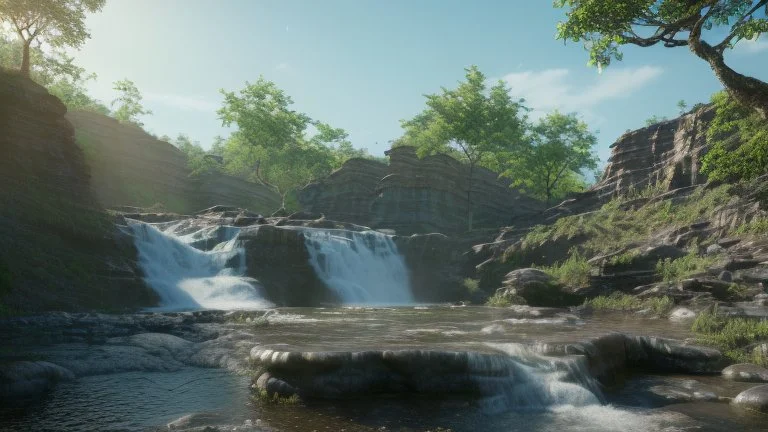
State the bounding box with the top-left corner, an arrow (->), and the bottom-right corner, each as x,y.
300,228 -> 414,305
128,220 -> 273,311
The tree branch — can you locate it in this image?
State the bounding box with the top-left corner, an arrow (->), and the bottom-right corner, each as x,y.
714,0 -> 768,53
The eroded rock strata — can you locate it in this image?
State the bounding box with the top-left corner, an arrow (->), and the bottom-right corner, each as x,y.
0,72 -> 156,311
299,146 -> 542,234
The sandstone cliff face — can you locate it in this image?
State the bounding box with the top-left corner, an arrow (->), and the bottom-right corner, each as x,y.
594,105 -> 715,199
0,72 -> 156,312
65,111 -> 281,214
299,146 -> 543,234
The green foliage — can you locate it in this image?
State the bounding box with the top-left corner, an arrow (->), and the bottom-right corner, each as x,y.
585,293 -> 674,316
0,0 -> 106,75
644,115 -> 669,127
462,278 -> 480,294
519,185 -> 732,259
701,91 -> 768,182
501,111 -> 598,204
111,79 -> 152,126
485,291 -> 526,307
734,217 -> 768,236
172,134 -> 223,177
692,306 -> 768,365
677,100 -> 688,115
555,1 -> 768,70
396,65 -> 528,230
253,389 -> 302,405
608,249 -> 641,266
0,36 -> 109,114
216,78 -> 375,208
656,249 -> 718,282
539,251 -> 592,288
554,1 -> 768,118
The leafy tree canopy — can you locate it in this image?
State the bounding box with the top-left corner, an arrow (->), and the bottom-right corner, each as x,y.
0,0 -> 105,76
555,0 -> 768,119
701,91 -> 768,181
111,79 -> 152,126
501,111 -> 598,204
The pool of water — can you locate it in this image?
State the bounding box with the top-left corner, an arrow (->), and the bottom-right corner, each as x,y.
1,307 -> 764,431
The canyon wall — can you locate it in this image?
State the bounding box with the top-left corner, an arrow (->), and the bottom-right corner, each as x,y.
66,111 -> 281,215
0,72 -> 156,312
299,146 -> 543,234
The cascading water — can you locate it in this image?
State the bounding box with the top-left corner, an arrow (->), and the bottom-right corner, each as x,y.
300,228 -> 414,304
128,220 -> 273,311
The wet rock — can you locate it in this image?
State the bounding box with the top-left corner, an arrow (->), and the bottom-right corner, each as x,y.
718,271 -> 733,282
733,384 -> 768,413
496,268 -> 581,307
0,361 -> 75,404
722,364 -> 768,383
669,308 -> 697,322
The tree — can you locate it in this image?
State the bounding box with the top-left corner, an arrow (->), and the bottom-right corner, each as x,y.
0,35 -> 108,114
678,99 -> 688,115
111,79 -> 152,126
0,0 -> 105,78
645,115 -> 670,126
396,65 -> 528,230
555,1 -> 768,119
217,78 -> 373,210
701,91 -> 768,181
502,112 -> 598,205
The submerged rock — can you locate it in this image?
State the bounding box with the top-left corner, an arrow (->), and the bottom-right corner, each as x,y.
0,361 -> 75,404
733,384 -> 768,413
723,364 -> 768,383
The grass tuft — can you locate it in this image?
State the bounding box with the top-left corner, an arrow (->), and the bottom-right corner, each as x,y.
585,293 -> 674,316
692,306 -> 768,365
655,249 -> 718,282
539,251 -> 592,288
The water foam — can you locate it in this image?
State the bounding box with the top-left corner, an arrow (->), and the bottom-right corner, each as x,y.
129,221 -> 273,311
300,228 -> 413,305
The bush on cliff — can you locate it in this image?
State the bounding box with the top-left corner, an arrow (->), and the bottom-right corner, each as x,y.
702,91 -> 768,183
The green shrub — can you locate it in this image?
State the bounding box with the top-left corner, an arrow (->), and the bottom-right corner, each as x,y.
253,389 -> 301,405
692,306 -> 768,365
462,278 -> 480,295
539,251 -> 592,288
656,249 -> 717,282
734,217 -> 768,236
486,291 -> 525,307
585,293 -> 673,316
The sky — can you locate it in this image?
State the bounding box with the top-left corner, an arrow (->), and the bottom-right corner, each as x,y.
68,0 -> 768,164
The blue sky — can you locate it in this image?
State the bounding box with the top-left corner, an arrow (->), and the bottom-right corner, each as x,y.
70,0 -> 768,164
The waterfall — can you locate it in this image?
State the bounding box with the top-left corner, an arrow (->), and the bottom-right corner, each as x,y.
128,220 -> 273,311
301,228 -> 414,304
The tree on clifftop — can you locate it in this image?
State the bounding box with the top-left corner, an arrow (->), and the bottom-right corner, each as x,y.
501,112 -> 598,206
0,0 -> 105,78
555,0 -> 768,119
395,66 -> 528,231
111,79 -> 152,127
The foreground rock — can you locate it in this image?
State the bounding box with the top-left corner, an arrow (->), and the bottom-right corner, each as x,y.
722,363 -> 768,383
733,384 -> 768,413
494,268 -> 582,307
251,333 -> 723,400
0,361 -> 75,404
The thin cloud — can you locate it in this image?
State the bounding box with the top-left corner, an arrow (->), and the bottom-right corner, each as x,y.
501,66 -> 664,118
144,93 -> 219,112
733,37 -> 768,54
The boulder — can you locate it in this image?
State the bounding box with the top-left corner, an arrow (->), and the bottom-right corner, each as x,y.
0,361 -> 75,404
733,384 -> 768,413
497,268 -> 581,307
722,364 -> 768,383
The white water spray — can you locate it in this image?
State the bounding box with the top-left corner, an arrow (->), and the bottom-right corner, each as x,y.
301,228 -> 414,305
128,220 -> 273,311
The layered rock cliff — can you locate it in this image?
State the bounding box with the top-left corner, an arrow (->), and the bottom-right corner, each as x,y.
0,72 -> 156,312
299,146 -> 543,234
66,111 -> 281,214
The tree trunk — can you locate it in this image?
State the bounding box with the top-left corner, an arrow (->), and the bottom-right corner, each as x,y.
20,41 -> 31,78
466,163 -> 474,232
689,30 -> 768,119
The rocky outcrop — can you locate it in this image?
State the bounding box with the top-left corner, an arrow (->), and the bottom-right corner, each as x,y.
733,384 -> 768,413
299,146 -> 543,234
66,110 -> 281,214
595,105 -> 716,199
0,72 -> 156,312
